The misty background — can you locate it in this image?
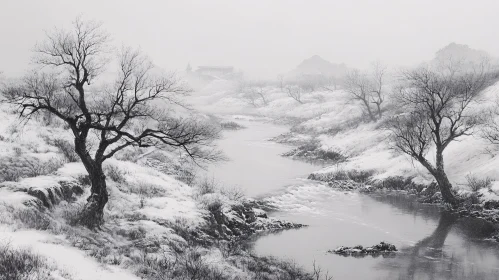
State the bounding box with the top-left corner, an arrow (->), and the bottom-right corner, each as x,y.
1,0 -> 498,79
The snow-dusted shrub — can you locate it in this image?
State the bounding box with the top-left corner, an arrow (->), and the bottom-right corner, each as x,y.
309,168 -> 375,184
197,177 -> 218,195
104,164 -> 127,183
52,138 -> 79,162
220,121 -> 246,130
283,141 -> 347,163
220,186 -> 245,202
76,174 -> 91,186
56,201 -> 86,226
128,182 -> 166,198
0,242 -> 64,280
135,246 -> 228,280
466,174 -> 493,192
175,168 -> 196,186
347,169 -> 375,183
116,226 -> 147,241
0,156 -> 64,182
116,147 -> 143,162
11,208 -> 52,230
13,146 -> 22,157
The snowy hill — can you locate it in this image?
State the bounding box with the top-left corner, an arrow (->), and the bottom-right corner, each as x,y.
432,43 -> 494,65
0,103 -> 314,280
287,55 -> 349,79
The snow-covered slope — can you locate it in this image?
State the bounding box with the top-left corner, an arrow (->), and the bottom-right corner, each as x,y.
192,78 -> 499,204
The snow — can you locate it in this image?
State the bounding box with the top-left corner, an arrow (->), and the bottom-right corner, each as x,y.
0,188 -> 35,207
0,227 -> 140,280
193,79 -> 499,196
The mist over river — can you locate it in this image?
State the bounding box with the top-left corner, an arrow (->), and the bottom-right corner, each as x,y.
207,118 -> 499,280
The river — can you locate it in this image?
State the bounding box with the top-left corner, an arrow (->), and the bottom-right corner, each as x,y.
207,118 -> 499,280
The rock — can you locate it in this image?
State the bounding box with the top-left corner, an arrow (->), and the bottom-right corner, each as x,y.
329,242 -> 397,257
204,200 -> 305,240
27,179 -> 84,208
431,192 -> 442,200
484,200 -> 499,210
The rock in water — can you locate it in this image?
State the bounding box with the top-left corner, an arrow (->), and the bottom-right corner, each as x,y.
329,242 -> 397,257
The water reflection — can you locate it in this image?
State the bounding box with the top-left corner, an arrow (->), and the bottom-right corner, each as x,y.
372,195 -> 499,280
210,120 -> 499,280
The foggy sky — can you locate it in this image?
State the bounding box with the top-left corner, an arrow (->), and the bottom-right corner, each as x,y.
1,0 -> 498,78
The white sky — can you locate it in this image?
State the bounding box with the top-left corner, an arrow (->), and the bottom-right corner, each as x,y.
1,0 -> 498,78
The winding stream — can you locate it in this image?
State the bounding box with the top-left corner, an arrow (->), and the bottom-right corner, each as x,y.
207,118 -> 499,280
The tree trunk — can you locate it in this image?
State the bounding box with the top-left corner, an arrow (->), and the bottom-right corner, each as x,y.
434,169 -> 458,207
376,103 -> 382,119
80,164 -> 108,228
362,99 -> 376,121
74,137 -> 109,228
434,149 -> 458,207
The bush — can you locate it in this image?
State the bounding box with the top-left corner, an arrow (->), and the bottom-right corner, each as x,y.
0,156 -> 64,182
0,242 -> 58,280
135,246 -> 230,280
76,174 -> 91,186
347,169 -> 375,183
284,141 -> 347,163
220,121 -> 246,130
197,177 -> 218,195
466,174 -> 493,192
52,138 -> 79,162
309,169 -> 374,184
104,164 -> 127,183
220,186 -> 245,201
57,201 -> 86,226
11,208 -> 52,230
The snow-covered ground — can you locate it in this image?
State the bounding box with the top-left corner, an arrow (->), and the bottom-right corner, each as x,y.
192,79 -> 499,204
0,101 -> 313,280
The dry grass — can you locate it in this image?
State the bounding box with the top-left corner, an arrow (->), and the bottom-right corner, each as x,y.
0,242 -> 69,280
0,156 -> 64,183
465,174 -> 493,192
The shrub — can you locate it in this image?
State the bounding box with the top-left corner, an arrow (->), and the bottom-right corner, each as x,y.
0,242 -> 57,280
220,121 -> 246,130
308,168 -> 375,184
0,156 -> 64,182
284,141 -> 347,163
466,174 -> 493,192
116,147 -> 143,162
220,186 -> 245,201
25,157 -> 64,178
347,169 -> 375,183
104,164 -> 127,183
76,174 -> 91,186
11,208 -> 52,230
52,138 -> 79,162
57,201 -> 86,226
197,177 -> 218,195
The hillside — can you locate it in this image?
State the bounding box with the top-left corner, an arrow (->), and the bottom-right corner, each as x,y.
287,55 -> 349,79
0,103 -> 319,280
191,73 -> 499,218
433,43 -> 493,65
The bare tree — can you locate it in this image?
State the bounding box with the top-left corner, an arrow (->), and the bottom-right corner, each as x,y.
482,101 -> 499,144
284,85 -> 303,104
371,62 -> 386,119
242,81 -> 269,107
2,19 -> 221,228
387,65 -> 497,206
277,74 -> 284,90
323,75 -> 338,92
344,63 -> 387,121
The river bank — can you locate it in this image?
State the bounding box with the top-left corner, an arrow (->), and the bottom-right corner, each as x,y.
0,105 -> 328,280
202,116 -> 499,280
276,127 -> 499,241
